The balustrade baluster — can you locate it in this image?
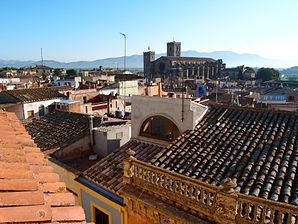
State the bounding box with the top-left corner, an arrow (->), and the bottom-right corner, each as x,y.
160,174 -> 165,188
252,205 -> 257,222
269,209 -> 274,224
206,192 -> 212,206
245,203 -> 250,220
261,206 -> 267,223
179,181 -> 184,195
168,177 -> 173,191
277,211 -> 283,224
201,190 -> 206,204
286,213 -> 292,224
184,183 -> 189,197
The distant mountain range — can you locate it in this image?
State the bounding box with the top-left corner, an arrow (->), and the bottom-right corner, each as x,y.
280,66 -> 298,74
0,51 -> 297,69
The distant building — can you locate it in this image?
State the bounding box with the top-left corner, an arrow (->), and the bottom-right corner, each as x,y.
144,41 -> 225,80
31,64 -> 53,75
52,76 -> 82,89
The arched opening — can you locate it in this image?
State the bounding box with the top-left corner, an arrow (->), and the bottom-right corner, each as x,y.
140,116 -> 180,141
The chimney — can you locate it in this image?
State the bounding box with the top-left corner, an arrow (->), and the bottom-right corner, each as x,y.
89,115 -> 94,148
158,82 -> 162,97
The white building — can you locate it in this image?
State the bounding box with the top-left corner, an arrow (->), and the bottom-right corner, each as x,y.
131,95 -> 208,145
52,76 -> 82,89
0,88 -> 67,120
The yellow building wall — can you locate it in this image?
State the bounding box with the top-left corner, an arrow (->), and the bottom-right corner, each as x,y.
77,182 -> 127,224
48,159 -> 80,204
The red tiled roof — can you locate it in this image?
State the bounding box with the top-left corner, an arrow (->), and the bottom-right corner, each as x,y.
0,88 -> 66,104
83,139 -> 163,193
25,110 -> 101,152
151,106 -> 298,205
0,111 -> 86,223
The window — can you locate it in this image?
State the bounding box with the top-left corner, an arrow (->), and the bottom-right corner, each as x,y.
27,110 -> 34,118
94,208 -> 109,224
116,132 -> 123,139
83,96 -> 87,103
140,116 -> 180,141
288,96 -> 295,101
38,105 -> 45,116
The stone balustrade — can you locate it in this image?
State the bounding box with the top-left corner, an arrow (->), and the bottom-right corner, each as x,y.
123,158 -> 298,224
237,194 -> 298,224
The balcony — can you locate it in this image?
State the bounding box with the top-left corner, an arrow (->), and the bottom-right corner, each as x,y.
121,158 -> 298,224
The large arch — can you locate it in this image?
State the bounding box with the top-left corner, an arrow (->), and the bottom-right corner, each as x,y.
139,115 -> 181,141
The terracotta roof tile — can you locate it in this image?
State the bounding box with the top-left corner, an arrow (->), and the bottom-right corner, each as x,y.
0,191 -> 44,206
0,168 -> 33,179
45,193 -> 75,207
30,164 -> 54,173
0,111 -> 86,223
0,179 -> 38,191
0,205 -> 52,223
51,206 -> 86,222
36,172 -> 60,183
40,182 -> 66,193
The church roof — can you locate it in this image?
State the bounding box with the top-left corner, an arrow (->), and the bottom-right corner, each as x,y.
157,56 -> 217,63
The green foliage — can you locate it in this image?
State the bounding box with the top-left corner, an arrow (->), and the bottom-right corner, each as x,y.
66,69 -> 77,77
41,73 -> 48,80
256,68 -> 280,81
54,68 -> 63,77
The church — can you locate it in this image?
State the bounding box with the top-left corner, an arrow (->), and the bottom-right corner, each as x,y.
143,41 -> 226,80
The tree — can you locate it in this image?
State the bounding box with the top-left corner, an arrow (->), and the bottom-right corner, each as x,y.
53,68 -> 63,78
66,69 -> 77,77
257,68 -> 280,81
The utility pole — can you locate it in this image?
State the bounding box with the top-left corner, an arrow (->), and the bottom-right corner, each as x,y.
120,33 -> 126,71
120,33 -> 127,114
181,67 -> 185,122
215,80 -> 218,103
41,48 -> 44,66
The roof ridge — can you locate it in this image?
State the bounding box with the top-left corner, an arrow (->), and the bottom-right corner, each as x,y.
210,104 -> 298,116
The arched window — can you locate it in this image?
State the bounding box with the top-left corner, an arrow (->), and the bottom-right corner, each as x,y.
140,116 -> 180,141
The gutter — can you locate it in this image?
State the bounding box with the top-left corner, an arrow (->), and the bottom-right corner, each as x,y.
75,176 -> 125,206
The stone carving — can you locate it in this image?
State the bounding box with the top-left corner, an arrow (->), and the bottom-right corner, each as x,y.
219,178 -> 237,194
126,148 -> 135,159
215,193 -> 237,222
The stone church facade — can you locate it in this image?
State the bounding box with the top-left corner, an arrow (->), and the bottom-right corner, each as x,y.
144,41 -> 226,80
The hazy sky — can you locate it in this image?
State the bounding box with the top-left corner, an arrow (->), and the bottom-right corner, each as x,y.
1,0 -> 297,63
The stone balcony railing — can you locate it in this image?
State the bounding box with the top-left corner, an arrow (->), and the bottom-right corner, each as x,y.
123,157 -> 298,224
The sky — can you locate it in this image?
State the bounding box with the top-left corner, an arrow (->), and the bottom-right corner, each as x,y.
0,0 -> 298,65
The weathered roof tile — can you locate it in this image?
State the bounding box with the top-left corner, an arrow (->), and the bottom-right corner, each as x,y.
151,106 -> 298,205
83,139 -> 163,193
